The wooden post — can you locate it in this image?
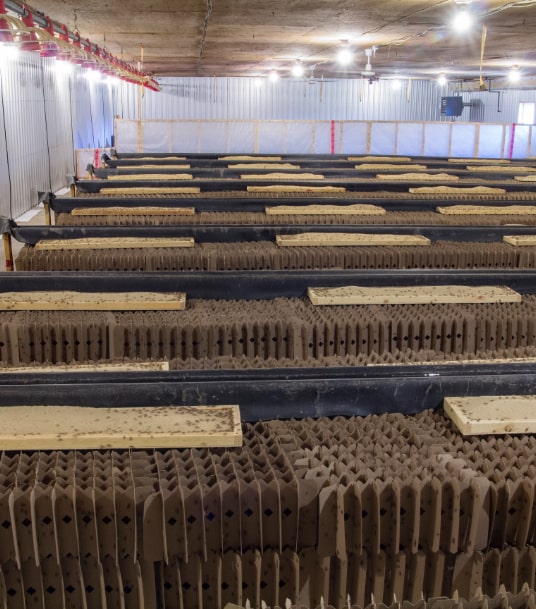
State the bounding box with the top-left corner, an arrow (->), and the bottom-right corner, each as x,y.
69,183 -> 76,197
2,233 -> 13,272
44,200 -> 51,226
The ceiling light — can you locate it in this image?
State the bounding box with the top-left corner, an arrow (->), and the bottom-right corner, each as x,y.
509,67 -> 521,83
253,77 -> 263,88
337,46 -> 353,66
391,78 -> 402,90
452,9 -> 473,33
291,61 -> 304,78
268,70 -> 279,83
437,74 -> 448,86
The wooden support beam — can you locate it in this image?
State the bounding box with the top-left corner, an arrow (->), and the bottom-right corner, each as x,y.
219,155 -> 282,161
448,158 -> 511,163
467,165 -> 536,172
307,284 -> 521,306
355,164 -> 427,170
2,233 -> 13,271
514,175 -> 536,182
35,237 -> 194,251
0,405 -> 242,449
71,206 -> 195,217
444,395 -> 536,435
438,205 -> 536,215
44,200 -> 52,225
277,233 -> 430,247
265,204 -> 385,216
410,186 -> 507,194
228,163 -> 300,169
119,164 -> 191,169
0,361 -> 170,373
503,235 -> 536,246
0,291 -> 186,311
241,172 -> 324,180
107,174 -> 193,180
138,156 -> 187,160
69,183 -> 76,197
348,156 -> 412,162
99,187 -> 201,195
376,173 -> 459,181
247,185 -> 346,193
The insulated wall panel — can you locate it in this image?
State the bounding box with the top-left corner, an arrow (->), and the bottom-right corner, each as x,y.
450,124 -> 477,157
424,123 -> 450,156
142,121 -> 170,153
286,122 -> 314,154
531,130 -> 536,158
257,122 -> 287,153
477,125 -> 505,158
115,120 -> 139,153
511,124 -> 531,159
370,122 -> 397,155
313,122 -> 331,154
228,122 -> 256,153
171,122 -> 199,153
339,122 -> 368,154
199,122 -> 228,152
397,123 -> 424,156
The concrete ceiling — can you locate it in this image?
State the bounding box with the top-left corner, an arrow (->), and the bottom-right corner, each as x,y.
29,0 -> 536,84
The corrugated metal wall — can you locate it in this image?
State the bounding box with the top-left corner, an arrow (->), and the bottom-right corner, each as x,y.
455,88 -> 536,124
116,77 -> 445,122
0,51 -> 117,218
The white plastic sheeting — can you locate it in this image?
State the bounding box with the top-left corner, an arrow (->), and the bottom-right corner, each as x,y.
116,118 -> 536,159
0,51 -> 119,218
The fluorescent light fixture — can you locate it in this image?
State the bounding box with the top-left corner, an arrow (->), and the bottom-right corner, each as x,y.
337,47 -> 353,66
268,70 -> 279,82
437,74 -> 448,86
452,9 -> 473,33
509,67 -> 521,83
291,61 -> 304,78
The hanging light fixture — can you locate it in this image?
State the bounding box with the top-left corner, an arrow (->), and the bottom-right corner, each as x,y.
337,41 -> 353,66
452,8 -> 473,33
268,69 -> 279,82
437,73 -> 448,86
508,66 -> 521,83
291,60 -> 304,78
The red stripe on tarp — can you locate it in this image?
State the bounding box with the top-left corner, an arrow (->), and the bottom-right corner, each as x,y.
508,123 -> 516,159
330,120 -> 335,154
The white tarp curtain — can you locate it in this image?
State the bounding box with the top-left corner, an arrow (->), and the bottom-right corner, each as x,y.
116,118 -> 535,159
